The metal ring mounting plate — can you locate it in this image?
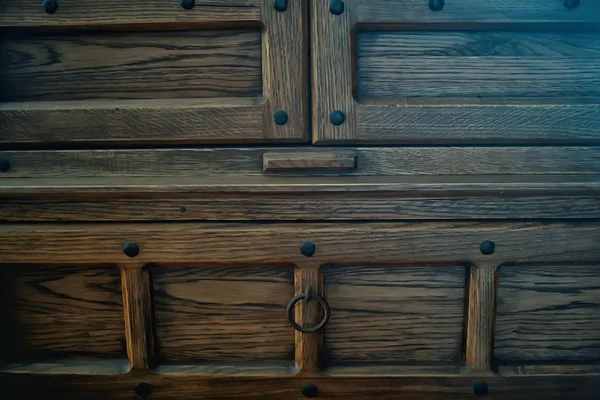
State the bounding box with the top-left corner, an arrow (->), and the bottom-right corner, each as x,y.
286,290 -> 331,333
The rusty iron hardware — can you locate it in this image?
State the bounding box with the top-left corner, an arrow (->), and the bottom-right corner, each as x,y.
287,285 -> 330,333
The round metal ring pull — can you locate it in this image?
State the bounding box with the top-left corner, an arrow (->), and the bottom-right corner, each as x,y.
287,286 -> 331,333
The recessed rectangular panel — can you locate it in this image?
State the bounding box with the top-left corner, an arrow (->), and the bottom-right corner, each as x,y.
495,265 -> 600,365
357,32 -> 600,100
0,30 -> 262,102
152,266 -> 295,364
323,266 -> 467,368
0,265 -> 126,364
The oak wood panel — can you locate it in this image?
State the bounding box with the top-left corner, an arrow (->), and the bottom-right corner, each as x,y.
2,373 -> 599,400
152,266 -> 295,364
2,147 -> 599,177
1,222 -> 597,270
357,32 -> 600,100
121,267 -> 154,370
351,0 -> 600,24
294,263 -> 324,372
0,265 -> 126,364
466,264 -> 497,371
0,98 -> 265,145
495,265 -> 600,365
356,103 -> 600,143
2,195 -> 600,222
263,151 -> 358,172
0,30 -> 261,102
0,0 -> 261,29
323,266 -> 466,367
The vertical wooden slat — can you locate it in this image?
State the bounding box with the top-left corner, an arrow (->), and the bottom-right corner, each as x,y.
120,266 -> 155,370
294,263 -> 324,372
466,264 -> 498,371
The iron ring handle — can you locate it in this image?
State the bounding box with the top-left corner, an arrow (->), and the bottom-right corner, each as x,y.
287,286 -> 331,333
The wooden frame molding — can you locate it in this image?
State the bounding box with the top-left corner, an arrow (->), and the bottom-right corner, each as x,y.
311,0 -> 600,144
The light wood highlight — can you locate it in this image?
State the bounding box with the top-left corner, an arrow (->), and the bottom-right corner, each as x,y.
263,151 -> 358,172
294,263 -> 324,372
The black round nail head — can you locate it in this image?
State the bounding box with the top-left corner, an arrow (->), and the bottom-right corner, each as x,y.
42,0 -> 58,14
474,382 -> 489,396
123,242 -> 140,258
302,383 -> 319,398
300,242 -> 316,257
480,240 -> 495,255
274,110 -> 289,125
329,110 -> 345,126
330,0 -> 345,15
180,0 -> 195,10
0,158 -> 10,172
134,382 -> 152,398
429,0 -> 445,11
274,0 -> 287,12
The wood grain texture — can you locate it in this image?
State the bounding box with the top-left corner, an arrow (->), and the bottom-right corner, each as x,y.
0,222 -> 597,266
1,373 -> 599,399
356,103 -> 600,143
0,98 -> 266,145
294,263 -> 324,372
357,32 -> 600,100
311,0 -> 356,142
152,266 -> 294,363
0,0 -> 261,28
263,151 -> 357,172
2,195 -> 600,222
495,265 -> 600,364
120,267 -> 154,370
351,0 -> 600,23
0,30 -> 261,102
323,266 -> 466,367
261,0 -> 309,141
2,147 -> 599,177
466,264 -> 497,371
0,265 -> 125,364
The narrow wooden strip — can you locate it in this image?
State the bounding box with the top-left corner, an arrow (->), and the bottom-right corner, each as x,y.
466,264 -> 498,371
294,263 -> 324,373
0,222 -> 597,265
2,147 -> 599,177
120,267 -> 154,370
0,0 -> 261,29
263,151 -> 357,172
0,99 -> 266,146
356,104 -> 600,144
1,195 -> 599,222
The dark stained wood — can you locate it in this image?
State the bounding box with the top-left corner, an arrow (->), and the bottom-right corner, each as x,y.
152,266 -> 295,364
1,195 -> 600,222
0,0 -> 261,29
263,151 -> 358,172
495,265 -> 600,365
120,267 -> 154,370
0,222 -> 597,266
2,147 -> 599,177
323,266 -> 466,367
466,264 -> 497,371
1,373 -> 599,399
0,30 -> 261,102
0,265 -> 126,364
357,32 -> 600,100
0,98 -> 266,145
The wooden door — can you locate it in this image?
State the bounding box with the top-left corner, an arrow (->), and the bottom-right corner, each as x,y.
0,0 -> 308,146
1,222 -> 598,398
311,0 -> 600,144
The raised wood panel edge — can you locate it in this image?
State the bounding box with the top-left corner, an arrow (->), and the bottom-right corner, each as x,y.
263,151 -> 358,172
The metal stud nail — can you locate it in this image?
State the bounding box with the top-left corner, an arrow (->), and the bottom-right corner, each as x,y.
300,242 -> 316,257
329,0 -> 345,15
0,158 -> 10,172
42,0 -> 58,14
428,0 -> 444,11
564,0 -> 580,9
180,0 -> 195,10
134,382 -> 152,398
479,240 -> 495,255
123,242 -> 140,258
274,110 -> 289,125
473,382 -> 489,396
302,383 -> 319,398
329,110 -> 345,126
273,0 -> 287,12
